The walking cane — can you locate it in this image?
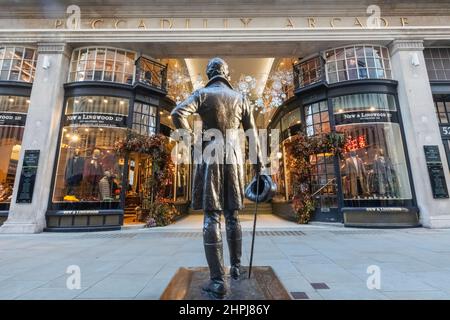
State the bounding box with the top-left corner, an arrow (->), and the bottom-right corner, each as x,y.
248,171 -> 260,279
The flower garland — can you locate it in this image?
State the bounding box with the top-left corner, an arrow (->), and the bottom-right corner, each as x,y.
115,131 -> 176,226
285,131 -> 344,224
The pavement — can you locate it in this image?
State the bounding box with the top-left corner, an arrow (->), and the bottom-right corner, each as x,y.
1,214 -> 450,300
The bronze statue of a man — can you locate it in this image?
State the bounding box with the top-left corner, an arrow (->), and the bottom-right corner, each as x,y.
171,57 -> 262,299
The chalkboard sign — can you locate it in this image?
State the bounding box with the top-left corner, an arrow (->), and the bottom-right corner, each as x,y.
424,145 -> 441,163
427,164 -> 449,198
423,145 -> 449,199
16,150 -> 40,204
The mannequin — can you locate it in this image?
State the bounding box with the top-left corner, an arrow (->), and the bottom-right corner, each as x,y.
372,149 -> 398,198
83,148 -> 104,199
99,171 -> 112,200
65,148 -> 84,196
343,150 -> 368,198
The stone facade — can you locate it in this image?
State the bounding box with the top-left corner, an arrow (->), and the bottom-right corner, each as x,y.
0,1 -> 449,232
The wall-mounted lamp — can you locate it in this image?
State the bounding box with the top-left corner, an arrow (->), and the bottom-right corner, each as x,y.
42,56 -> 51,70
411,52 -> 420,67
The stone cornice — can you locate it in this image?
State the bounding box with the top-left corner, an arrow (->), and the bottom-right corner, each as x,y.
37,42 -> 72,58
0,27 -> 448,43
388,39 -> 424,54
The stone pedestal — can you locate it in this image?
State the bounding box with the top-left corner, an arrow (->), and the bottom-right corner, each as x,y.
389,40 -> 450,228
160,266 -> 292,300
0,43 -> 71,234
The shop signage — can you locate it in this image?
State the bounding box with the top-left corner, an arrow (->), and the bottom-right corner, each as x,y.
334,111 -> 397,125
61,210 -> 100,215
365,207 -> 410,213
64,113 -> 127,128
16,150 -> 40,204
423,145 -> 449,199
47,15 -> 441,30
439,125 -> 450,140
0,112 -> 27,127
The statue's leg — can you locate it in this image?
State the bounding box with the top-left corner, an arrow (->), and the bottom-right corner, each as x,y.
224,209 -> 242,280
202,210 -> 226,298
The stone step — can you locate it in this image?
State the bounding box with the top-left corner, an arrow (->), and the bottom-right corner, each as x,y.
189,202 -> 273,215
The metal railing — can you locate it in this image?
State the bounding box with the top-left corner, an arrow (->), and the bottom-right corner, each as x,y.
135,56 -> 168,92
311,177 -> 336,197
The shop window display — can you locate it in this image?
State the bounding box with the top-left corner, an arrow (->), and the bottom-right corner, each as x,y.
0,95 -> 29,204
333,93 -> 412,202
52,96 -> 128,203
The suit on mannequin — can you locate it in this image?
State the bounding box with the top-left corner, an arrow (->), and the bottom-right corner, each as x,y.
65,148 -> 85,196
83,148 -> 104,198
343,151 -> 368,197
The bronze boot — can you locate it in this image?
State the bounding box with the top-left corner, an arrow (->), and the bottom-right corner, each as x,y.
202,242 -> 226,299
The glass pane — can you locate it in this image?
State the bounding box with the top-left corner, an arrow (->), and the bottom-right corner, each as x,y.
281,108 -> 300,129
0,95 -> 29,204
337,123 -> 412,201
356,46 -> 365,57
325,50 -> 335,61
365,46 -> 374,57
336,60 -> 345,70
335,48 -> 345,60
338,71 -> 347,81
345,47 -> 355,58
347,58 -> 357,68
326,62 -> 336,73
348,69 -> 358,80
332,93 -> 396,113
328,72 -> 338,83
52,96 -> 129,204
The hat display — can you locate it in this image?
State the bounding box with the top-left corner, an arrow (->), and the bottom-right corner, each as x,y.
244,174 -> 277,203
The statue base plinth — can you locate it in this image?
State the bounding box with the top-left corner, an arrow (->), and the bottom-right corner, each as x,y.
160,266 -> 292,300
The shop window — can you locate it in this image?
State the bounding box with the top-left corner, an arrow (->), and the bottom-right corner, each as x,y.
325,45 -> 391,84
333,93 -> 412,203
272,122 -> 286,200
293,56 -> 323,88
281,108 -> 301,130
68,47 -> 136,84
424,48 -> 450,81
304,100 -> 336,209
132,102 -> 157,136
52,96 -> 129,204
0,95 -> 29,204
0,47 -> 37,82
434,100 -> 450,124
304,100 -> 330,137
433,96 -> 450,171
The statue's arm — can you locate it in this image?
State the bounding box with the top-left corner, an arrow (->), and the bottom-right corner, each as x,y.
170,91 -> 200,131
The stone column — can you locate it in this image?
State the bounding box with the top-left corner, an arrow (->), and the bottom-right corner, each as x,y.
389,39 -> 450,228
0,43 -> 71,233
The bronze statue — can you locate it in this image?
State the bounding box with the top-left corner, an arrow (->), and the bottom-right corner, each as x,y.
171,57 -> 262,299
